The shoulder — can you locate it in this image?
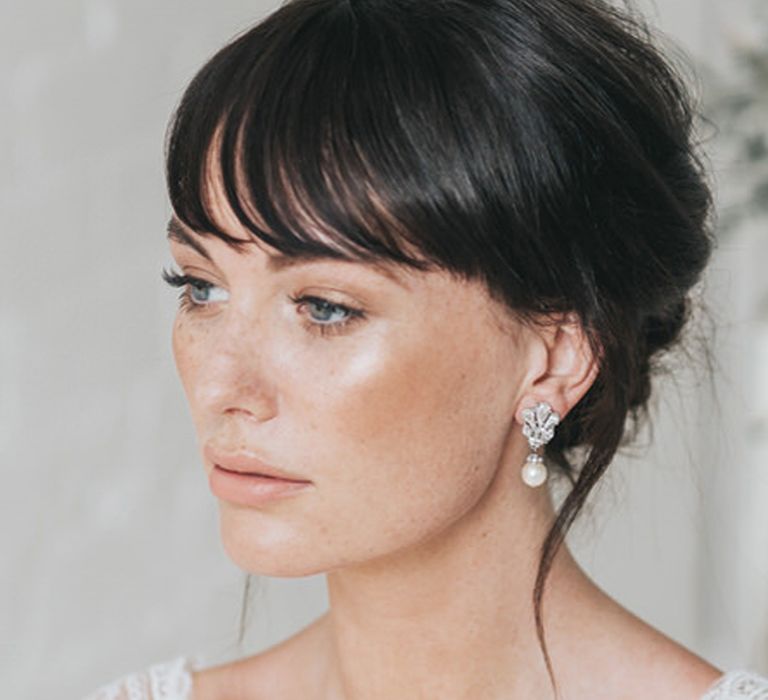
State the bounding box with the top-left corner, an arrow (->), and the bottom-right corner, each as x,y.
191,649 -> 302,700
191,614 -> 329,700
82,656 -> 194,700
557,584 -> 728,700
596,619 -> 727,699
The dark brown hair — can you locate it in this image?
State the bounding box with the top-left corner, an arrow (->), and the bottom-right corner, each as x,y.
164,0 -> 714,695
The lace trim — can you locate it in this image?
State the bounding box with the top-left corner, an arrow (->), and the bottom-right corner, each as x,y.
82,656 -> 194,700
700,670 -> 768,699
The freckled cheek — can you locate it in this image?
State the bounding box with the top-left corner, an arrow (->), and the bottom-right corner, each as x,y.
300,330 -> 483,484
171,319 -> 192,385
171,318 -> 209,418
289,329 -> 504,557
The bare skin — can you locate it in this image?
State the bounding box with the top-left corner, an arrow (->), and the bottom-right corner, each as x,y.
168,176 -> 723,699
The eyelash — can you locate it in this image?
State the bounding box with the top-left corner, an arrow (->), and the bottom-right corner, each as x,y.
161,268 -> 365,338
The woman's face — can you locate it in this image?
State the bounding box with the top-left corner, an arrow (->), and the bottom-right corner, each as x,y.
168,202 -> 536,576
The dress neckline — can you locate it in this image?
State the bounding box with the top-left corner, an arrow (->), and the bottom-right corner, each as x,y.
168,657 -> 768,700
699,668 -> 768,699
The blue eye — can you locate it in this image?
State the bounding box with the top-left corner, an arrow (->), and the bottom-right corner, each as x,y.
162,268 -> 366,337
187,278 -> 229,305
162,269 -> 228,308
304,298 -> 350,323
290,295 -> 366,337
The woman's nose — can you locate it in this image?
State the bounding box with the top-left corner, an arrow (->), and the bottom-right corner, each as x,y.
188,314 -> 278,424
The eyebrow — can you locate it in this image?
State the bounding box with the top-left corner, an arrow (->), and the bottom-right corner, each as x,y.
166,216 -> 411,288
167,217 -> 213,261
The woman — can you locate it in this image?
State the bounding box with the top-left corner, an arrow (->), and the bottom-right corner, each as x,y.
86,0 -> 768,698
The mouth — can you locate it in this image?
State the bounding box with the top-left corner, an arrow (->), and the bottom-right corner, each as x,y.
203,443 -> 312,484
208,463 -> 313,506
214,464 -> 308,483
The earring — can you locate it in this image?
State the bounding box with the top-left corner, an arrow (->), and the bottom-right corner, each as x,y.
520,401 -> 560,488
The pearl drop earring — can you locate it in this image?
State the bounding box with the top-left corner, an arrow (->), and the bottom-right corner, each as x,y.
520,401 -> 560,488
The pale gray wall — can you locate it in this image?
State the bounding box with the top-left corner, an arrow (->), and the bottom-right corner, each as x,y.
1,1 -> 765,698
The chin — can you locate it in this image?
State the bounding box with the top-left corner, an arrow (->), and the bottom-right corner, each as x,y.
217,505 -> 331,578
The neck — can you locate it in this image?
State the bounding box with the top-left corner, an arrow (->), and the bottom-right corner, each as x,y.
316,444 -> 599,700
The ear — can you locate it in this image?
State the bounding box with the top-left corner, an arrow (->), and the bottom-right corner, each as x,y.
515,313 -> 599,424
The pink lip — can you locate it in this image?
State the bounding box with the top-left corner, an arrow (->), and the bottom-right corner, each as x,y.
208,466 -> 313,506
203,443 -> 311,483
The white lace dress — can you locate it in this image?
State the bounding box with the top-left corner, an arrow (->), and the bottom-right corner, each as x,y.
83,656 -> 768,699
82,657 -> 194,700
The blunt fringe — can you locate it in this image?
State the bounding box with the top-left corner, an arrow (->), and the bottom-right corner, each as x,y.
164,0 -> 714,695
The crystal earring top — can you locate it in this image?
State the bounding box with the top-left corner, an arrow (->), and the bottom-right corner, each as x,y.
521,401 -> 560,450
